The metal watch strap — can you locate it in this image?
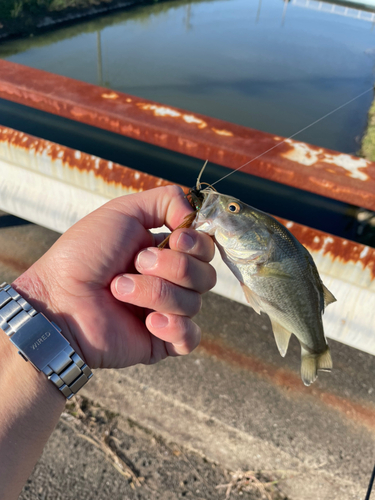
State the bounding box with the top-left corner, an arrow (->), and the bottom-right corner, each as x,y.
0,282 -> 92,399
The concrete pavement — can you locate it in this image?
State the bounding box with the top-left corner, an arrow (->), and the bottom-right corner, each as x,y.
1,210 -> 374,500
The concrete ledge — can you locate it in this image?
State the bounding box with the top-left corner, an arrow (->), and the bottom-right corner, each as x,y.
82,291 -> 375,500
83,368 -> 364,500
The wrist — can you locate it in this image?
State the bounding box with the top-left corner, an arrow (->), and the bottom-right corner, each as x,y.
2,271 -> 93,400
12,266 -> 85,362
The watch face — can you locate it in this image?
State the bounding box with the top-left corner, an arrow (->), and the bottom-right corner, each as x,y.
10,314 -> 68,371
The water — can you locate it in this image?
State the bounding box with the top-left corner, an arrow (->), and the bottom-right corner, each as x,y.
1,0 -> 375,245
1,0 -> 375,155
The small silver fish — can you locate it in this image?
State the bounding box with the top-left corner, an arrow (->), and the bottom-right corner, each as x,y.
193,188 -> 336,386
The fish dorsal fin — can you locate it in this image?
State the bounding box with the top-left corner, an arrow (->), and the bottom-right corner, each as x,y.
323,284 -> 336,308
270,319 -> 292,358
240,283 -> 262,315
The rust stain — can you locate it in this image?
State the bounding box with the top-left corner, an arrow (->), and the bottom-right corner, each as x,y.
2,60 -> 375,210
0,254 -> 30,275
70,106 -> 95,119
199,338 -> 308,394
178,137 -> 198,149
308,177 -> 336,190
0,126 -> 172,192
2,125 -> 375,278
308,176 -> 375,203
272,166 -> 295,181
199,338 -> 375,432
281,139 -> 372,182
120,124 -> 141,137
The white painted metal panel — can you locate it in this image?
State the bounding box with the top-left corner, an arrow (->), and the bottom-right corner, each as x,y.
1,126 -> 374,356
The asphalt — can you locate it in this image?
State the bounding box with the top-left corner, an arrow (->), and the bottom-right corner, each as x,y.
1,210 -> 374,500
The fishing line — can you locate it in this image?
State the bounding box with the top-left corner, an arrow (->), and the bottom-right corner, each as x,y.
208,86 -> 375,498
210,86 -> 374,188
193,86 -> 375,495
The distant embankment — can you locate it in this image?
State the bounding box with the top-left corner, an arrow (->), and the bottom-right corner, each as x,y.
0,0 -> 155,39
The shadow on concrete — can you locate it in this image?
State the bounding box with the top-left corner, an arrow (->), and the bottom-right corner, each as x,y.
0,214 -> 32,228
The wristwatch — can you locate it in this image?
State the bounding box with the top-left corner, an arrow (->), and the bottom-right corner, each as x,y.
0,282 -> 92,399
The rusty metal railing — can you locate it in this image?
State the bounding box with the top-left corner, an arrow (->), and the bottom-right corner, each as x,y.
1,124 -> 374,356
1,60 -> 375,211
2,61 -> 374,500
1,61 -> 375,356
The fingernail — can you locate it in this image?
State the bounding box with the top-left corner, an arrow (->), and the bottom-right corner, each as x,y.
115,276 -> 135,295
150,313 -> 169,328
137,249 -> 158,269
177,232 -> 195,252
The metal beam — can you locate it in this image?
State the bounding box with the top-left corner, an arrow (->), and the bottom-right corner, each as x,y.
1,60 -> 375,211
0,125 -> 170,232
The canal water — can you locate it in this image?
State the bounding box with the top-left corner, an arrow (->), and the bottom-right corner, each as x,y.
1,0 -> 375,155
1,0 -> 375,245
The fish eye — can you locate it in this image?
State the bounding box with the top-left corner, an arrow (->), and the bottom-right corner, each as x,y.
227,202 -> 241,213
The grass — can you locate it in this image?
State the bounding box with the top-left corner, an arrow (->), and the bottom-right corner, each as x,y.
360,96 -> 375,162
0,0 -> 124,19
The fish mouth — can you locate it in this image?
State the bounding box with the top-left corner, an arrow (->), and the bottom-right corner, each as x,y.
192,190 -> 220,234
193,211 -> 214,233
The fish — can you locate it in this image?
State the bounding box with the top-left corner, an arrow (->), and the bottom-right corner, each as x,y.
191,187 -> 336,386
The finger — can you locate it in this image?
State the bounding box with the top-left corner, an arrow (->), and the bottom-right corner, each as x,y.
168,228 -> 215,263
135,247 -> 216,294
146,313 -> 201,358
111,274 -> 202,317
109,185 -> 192,231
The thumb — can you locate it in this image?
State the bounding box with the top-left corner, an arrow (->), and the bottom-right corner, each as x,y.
110,185 -> 193,231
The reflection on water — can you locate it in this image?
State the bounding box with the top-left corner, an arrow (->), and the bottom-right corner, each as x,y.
0,0 -> 375,153
290,0 -> 375,21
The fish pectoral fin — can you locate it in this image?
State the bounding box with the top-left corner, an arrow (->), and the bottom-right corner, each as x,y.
300,345 -> 332,386
322,284 -> 337,308
270,319 -> 292,357
240,283 -> 262,315
257,265 -> 293,281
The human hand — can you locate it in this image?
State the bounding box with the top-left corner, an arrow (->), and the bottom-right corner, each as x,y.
12,186 -> 216,370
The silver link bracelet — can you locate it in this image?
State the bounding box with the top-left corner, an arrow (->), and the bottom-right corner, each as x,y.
0,283 -> 93,399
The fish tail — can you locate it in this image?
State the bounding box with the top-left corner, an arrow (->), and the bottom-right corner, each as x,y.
301,346 -> 332,386
317,347 -> 332,372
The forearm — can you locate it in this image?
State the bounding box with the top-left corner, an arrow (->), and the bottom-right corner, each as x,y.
0,186 -> 215,498
0,272 -> 67,500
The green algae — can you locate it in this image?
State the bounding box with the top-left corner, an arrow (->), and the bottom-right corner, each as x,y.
360,93 -> 375,162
